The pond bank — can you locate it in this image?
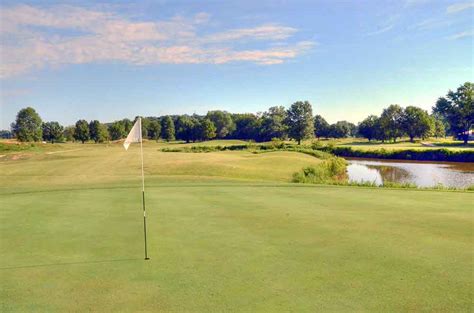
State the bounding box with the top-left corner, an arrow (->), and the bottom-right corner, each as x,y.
323,146 -> 474,162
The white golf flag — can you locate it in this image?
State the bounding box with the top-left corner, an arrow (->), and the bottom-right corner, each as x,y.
123,118 -> 142,150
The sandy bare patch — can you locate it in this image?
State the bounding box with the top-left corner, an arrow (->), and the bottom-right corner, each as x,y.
421,142 -> 435,147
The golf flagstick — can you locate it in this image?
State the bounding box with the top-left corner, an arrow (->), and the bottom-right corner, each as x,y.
124,117 -> 150,260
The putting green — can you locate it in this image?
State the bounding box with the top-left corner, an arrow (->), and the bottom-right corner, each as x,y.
0,142 -> 472,312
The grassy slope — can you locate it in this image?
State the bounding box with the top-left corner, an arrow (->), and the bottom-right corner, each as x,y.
1,142 -> 473,312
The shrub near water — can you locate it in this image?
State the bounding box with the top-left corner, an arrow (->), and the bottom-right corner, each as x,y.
292,157 -> 347,184
323,146 -> 474,162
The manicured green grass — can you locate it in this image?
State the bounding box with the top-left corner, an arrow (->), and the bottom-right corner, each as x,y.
1,142 -> 473,312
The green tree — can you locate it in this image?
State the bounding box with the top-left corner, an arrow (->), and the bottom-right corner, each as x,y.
329,121 -> 353,138
97,124 -> 109,143
74,120 -> 90,143
199,118 -> 217,141
232,113 -> 261,140
122,119 -> 133,134
285,101 -> 314,144
109,121 -> 126,140
314,115 -> 330,140
63,126 -> 75,142
433,82 -> 473,144
432,116 -> 446,138
12,107 -> 43,142
161,116 -> 175,141
402,106 -> 434,142
358,115 -> 379,141
42,121 -> 64,143
176,115 -> 197,143
147,120 -> 161,141
379,104 -> 405,142
260,106 -> 288,141
89,120 -> 102,143
206,111 -> 235,138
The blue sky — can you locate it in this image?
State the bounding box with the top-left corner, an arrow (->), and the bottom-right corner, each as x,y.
1,0 -> 473,129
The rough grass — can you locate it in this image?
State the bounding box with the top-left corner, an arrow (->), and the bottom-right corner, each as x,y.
1,141 -> 473,312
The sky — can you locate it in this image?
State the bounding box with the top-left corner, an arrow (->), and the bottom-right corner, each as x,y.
0,0 -> 473,129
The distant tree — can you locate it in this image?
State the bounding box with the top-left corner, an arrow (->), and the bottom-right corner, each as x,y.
402,106 -> 434,142
432,116 -> 446,138
89,120 -> 102,143
358,115 -> 379,141
42,121 -> 64,143
379,104 -> 405,142
11,107 -> 43,142
314,115 -> 330,139
122,118 -> 133,134
260,106 -> 288,141
431,112 -> 450,137
348,122 -> 357,137
190,117 -> 203,142
285,101 -> 314,144
161,116 -> 175,141
147,120 -> 161,141
232,113 -> 261,140
329,121 -> 353,138
175,115 -> 197,143
199,118 -> 216,141
206,111 -> 235,138
108,121 -> 126,140
0,130 -> 13,139
74,120 -> 90,143
97,124 -> 109,143
433,82 -> 473,144
63,126 -> 75,142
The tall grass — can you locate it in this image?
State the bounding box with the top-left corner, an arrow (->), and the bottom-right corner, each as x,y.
161,141 -> 474,162
322,146 -> 474,162
292,157 -> 347,184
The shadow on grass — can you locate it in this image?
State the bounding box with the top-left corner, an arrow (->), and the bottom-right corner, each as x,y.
0,258 -> 144,270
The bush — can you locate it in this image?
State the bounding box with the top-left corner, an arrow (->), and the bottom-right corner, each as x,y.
311,140 -> 323,150
320,146 -> 474,162
292,157 -> 347,184
270,138 -> 285,149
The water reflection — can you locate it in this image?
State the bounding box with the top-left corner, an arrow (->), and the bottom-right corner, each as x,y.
346,159 -> 474,188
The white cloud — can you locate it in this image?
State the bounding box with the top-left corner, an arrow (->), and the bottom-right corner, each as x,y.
446,2 -> 474,14
411,18 -> 452,31
203,24 -> 297,42
448,30 -> 473,40
0,5 -> 314,78
366,24 -> 394,36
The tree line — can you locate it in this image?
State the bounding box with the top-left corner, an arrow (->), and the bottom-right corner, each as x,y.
6,82 -> 473,144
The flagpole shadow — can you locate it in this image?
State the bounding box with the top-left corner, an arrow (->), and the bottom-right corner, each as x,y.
0,258 -> 144,270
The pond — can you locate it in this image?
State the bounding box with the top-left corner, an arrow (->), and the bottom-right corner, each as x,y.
346,158 -> 474,188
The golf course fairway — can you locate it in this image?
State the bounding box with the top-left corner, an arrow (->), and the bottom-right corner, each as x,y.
1,142 -> 472,312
